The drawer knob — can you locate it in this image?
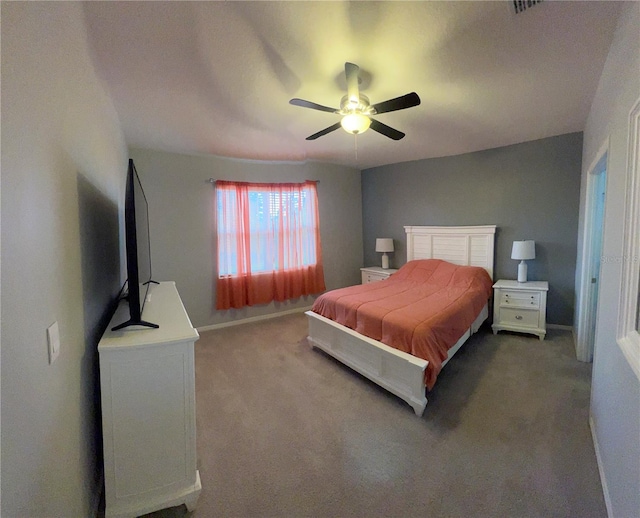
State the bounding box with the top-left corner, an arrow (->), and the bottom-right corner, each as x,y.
515,315 -> 523,320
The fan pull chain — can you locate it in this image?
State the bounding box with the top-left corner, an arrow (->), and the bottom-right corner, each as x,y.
354,134 -> 358,161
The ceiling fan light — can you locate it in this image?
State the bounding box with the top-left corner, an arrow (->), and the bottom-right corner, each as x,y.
341,113 -> 371,134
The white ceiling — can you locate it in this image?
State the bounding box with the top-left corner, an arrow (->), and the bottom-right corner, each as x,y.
83,1 -> 622,170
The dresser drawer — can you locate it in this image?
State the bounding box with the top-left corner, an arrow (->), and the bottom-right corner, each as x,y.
500,290 -> 540,309
498,307 -> 540,328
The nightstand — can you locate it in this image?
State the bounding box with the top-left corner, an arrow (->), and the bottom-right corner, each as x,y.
492,280 -> 548,340
360,266 -> 398,284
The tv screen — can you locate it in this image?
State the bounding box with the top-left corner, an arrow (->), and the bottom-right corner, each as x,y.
133,162 -> 152,306
112,159 -> 158,331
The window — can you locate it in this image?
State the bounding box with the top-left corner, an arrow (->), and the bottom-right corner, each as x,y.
617,97 -> 640,381
215,180 -> 325,310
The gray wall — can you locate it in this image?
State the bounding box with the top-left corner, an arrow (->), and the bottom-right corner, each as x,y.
1,3 -> 127,516
129,148 -> 363,328
362,132 -> 583,326
578,3 -> 640,515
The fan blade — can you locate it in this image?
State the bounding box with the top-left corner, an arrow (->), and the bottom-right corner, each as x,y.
371,92 -> 421,115
306,122 -> 342,140
370,119 -> 405,140
289,98 -> 337,113
345,62 -> 360,105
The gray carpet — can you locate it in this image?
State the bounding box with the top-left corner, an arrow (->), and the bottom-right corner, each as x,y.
144,313 -> 605,518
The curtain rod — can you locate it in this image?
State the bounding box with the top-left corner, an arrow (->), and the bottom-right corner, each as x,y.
206,178 -> 319,184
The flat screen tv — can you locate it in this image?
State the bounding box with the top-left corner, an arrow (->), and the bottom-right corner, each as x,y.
112,159 -> 159,331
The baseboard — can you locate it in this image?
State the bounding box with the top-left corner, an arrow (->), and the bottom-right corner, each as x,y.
197,306 -> 313,332
547,323 -> 573,331
589,415 -> 613,517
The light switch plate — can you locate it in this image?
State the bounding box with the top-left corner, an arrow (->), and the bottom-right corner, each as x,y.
47,321 -> 60,364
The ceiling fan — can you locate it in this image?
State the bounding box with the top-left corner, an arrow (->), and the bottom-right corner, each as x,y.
290,62 -> 421,141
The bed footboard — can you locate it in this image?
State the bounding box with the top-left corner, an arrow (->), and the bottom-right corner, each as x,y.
306,304 -> 489,416
306,311 -> 429,416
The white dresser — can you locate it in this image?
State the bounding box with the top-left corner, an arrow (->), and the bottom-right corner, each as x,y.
98,282 -> 201,518
492,279 -> 548,340
360,266 -> 398,284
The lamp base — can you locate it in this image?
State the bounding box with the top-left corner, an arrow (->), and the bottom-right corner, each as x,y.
381,253 -> 390,269
517,261 -> 528,283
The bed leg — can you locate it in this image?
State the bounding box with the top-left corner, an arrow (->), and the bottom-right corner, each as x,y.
411,399 -> 427,417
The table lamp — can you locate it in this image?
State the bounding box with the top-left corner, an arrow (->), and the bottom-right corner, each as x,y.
376,238 -> 394,269
511,240 -> 535,283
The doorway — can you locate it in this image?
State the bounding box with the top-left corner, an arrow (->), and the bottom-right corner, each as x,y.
579,151 -> 607,362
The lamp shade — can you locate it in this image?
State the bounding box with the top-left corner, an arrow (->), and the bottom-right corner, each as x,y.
375,238 -> 394,253
511,240 -> 535,260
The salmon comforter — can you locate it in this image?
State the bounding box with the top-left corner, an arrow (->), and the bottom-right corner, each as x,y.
311,259 -> 493,389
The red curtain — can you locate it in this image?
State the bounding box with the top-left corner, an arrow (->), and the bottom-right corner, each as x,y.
215,180 -> 326,310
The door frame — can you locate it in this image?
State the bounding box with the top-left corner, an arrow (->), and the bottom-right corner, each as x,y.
575,139 -> 609,362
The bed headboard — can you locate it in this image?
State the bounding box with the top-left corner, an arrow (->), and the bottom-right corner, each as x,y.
404,225 -> 497,279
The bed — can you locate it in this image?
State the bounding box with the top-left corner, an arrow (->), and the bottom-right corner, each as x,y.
306,225 -> 496,416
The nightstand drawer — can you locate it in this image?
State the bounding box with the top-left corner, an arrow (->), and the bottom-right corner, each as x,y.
363,272 -> 386,283
498,307 -> 540,328
360,267 -> 398,284
500,290 -> 540,309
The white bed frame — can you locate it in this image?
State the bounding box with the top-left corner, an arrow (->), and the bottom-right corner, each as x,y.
306,225 -> 496,416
